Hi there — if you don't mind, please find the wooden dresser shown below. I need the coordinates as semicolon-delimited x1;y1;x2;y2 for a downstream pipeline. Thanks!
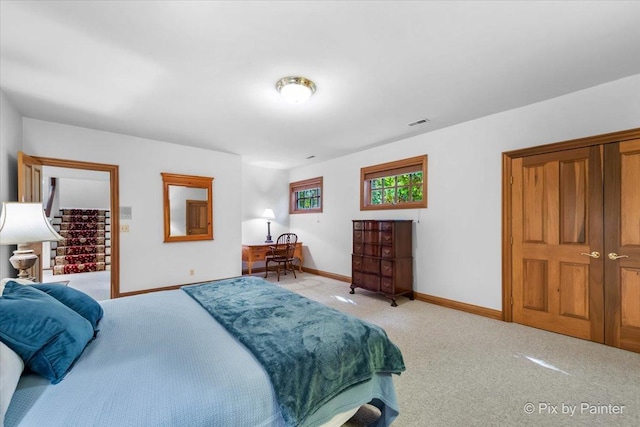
351;220;414;306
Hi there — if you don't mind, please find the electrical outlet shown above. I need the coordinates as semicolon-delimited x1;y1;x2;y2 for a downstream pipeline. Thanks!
120;224;130;232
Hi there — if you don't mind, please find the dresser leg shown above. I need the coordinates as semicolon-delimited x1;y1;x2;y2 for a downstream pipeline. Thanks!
390;299;397;307
350;286;355;294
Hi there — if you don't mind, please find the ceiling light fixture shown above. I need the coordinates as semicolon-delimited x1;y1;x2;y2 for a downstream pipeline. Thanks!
276;76;316;104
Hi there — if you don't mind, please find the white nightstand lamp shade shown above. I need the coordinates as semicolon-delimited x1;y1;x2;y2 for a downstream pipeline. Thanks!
0;202;63;279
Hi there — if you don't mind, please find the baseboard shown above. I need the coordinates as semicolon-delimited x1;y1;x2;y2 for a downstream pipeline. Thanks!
241;266;350;283
301;267;351;283
414;292;503;321
118;284;182;297
118;277;236;298
242;267;266;275
302;268;502;320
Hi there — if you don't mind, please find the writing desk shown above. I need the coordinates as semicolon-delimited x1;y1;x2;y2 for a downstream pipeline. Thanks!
242;242;303;275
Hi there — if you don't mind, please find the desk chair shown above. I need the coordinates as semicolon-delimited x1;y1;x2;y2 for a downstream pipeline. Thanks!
265;233;298;281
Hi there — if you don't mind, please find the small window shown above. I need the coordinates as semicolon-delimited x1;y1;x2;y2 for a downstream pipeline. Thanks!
361;155;427;210
290;177;323;214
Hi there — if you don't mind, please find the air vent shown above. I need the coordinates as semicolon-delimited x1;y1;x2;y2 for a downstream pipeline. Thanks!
408;118;430;127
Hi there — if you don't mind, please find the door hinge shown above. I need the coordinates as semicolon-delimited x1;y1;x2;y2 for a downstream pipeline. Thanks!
510;236;513;245
510;176;513;184
510;296;513;305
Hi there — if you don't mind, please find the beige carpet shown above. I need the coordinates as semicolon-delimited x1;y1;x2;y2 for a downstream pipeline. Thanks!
263;272;640;427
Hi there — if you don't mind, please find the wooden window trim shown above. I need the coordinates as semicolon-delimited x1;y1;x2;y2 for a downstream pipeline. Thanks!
360;155;428;210
290;176;323;214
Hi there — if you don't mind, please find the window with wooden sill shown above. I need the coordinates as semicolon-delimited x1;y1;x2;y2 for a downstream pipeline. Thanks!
360;155;427;210
290;177;323;214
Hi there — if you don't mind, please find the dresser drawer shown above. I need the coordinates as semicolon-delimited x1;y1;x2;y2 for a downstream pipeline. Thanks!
364;231;379;244
380;221;394;231
381;260;394;277
381;231;393;245
362;256;380;274
381;276;394;293
353;272;381;292
362;273;380;292
381;246;394;258
352;255;363;271
353;221;364;230
353;243;363;255
353;230;363;242
352;271;363;285
363;221;379;231
252;248;268;261
364;244;380;257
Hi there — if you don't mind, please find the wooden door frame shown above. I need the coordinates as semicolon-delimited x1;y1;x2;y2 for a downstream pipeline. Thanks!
23;154;120;299
502;127;640;322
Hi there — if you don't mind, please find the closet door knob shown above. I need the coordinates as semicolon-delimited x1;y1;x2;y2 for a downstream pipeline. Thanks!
608;253;629;260
580;251;600;259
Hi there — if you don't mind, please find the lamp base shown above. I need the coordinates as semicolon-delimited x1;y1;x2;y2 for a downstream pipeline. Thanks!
265;221;273;243
9;249;38;279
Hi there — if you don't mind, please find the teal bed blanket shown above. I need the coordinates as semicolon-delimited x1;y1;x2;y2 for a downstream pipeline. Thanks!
182;276;405;427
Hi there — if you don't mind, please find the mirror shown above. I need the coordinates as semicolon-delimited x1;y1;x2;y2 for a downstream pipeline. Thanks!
161;173;213;242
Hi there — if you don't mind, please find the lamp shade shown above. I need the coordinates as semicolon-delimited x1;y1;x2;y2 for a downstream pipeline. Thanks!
262;209;276;220
0;202;63;245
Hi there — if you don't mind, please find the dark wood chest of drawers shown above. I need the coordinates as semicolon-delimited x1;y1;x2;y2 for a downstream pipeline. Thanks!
350;220;414;306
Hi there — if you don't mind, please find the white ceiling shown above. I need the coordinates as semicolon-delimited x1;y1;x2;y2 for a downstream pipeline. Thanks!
2;1;640;170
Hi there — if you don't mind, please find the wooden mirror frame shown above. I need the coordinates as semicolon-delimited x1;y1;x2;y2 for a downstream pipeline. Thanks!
161;172;213;242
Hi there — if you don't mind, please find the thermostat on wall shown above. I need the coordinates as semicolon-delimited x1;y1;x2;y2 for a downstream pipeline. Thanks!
120;206;132;220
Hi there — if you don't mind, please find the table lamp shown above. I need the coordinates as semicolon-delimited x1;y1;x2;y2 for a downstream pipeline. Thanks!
0;202;63;279
262;208;275;243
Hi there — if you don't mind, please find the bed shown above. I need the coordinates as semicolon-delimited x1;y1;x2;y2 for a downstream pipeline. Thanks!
0;276;405;427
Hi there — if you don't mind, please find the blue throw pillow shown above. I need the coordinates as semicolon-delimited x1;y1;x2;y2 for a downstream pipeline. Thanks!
0;281;94;384
32;283;103;332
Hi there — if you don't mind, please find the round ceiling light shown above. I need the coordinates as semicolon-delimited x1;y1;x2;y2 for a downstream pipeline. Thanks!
276;76;316;104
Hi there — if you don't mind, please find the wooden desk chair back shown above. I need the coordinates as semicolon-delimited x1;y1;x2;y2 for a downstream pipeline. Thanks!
265;233;298;281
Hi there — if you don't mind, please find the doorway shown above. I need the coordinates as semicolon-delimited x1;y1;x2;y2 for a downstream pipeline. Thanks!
502;128;640;353
18;152;120;299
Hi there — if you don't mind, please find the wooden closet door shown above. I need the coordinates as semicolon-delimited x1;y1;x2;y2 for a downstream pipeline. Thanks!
604;139;640;352
512;146;605;342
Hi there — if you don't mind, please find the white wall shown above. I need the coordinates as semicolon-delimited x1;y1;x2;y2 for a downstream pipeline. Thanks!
43;167;110;215
0;90;23;278
58;178;110;210
240;163;290;271
241;163;290;243
288;74;640;311
22;119;243;293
